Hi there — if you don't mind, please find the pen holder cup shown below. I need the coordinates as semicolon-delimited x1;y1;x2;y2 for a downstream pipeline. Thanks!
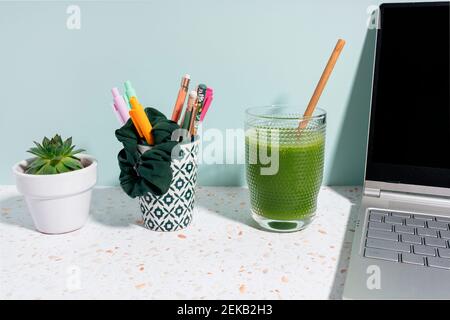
137;137;200;232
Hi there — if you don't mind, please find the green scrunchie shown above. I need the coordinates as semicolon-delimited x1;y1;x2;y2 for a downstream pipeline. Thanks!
115;107;180;198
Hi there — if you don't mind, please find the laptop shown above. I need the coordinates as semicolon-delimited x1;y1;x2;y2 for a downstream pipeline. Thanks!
343;2;450;299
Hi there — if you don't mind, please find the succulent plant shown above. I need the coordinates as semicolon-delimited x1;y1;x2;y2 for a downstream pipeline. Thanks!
26;134;85;175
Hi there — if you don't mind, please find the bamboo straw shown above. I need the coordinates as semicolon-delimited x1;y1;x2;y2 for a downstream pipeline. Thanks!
299;39;346;130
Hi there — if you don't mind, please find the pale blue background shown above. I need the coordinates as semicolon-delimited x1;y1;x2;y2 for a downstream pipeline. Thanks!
0;0;433;186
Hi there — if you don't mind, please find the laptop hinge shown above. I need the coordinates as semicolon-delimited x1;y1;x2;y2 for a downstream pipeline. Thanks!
364;187;381;198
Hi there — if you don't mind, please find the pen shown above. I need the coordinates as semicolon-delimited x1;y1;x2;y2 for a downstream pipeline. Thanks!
129;108;144;138
189;98;198;136
171;74;190;123
111;103;125;125
129;96;154;145
200;87;213;122
124;80;137;109
111;87;130;124
181;90;197;131
192;84;207;135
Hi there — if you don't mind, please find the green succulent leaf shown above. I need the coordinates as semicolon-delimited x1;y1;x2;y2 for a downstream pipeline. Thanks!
40;164;58;175
63;137;72;148
25;134;86;175
62;157;83;170
53;134;63;145
27;147;48;159
42;137;50;148
27;158;48;169
70;149;86;156
55;161;71;173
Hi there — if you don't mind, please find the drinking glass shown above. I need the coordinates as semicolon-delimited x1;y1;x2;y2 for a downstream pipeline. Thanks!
245;105;326;232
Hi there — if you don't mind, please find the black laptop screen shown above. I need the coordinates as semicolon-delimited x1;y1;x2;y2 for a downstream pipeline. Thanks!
366;2;450;188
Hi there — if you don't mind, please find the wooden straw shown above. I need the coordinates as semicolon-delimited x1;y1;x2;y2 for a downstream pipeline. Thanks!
299;39;346;130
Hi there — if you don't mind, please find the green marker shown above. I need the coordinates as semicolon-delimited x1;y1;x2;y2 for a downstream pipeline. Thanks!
181;90;198;131
181;110;192;130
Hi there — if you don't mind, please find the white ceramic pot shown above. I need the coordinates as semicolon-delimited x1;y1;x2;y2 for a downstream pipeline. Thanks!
12;155;97;234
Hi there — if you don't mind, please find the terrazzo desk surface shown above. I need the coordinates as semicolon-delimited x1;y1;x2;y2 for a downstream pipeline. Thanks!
0;186;360;300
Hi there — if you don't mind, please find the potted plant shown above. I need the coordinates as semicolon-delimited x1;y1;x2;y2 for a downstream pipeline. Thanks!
12;134;97;234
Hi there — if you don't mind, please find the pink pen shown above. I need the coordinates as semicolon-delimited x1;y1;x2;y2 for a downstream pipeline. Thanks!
111;87;130;124
199;88;213;122
111;103;125;125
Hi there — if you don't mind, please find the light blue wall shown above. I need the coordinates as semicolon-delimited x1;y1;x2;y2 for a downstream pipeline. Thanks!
0;0;432;186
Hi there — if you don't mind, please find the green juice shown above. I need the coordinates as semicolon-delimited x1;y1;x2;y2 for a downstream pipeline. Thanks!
245;130;325;221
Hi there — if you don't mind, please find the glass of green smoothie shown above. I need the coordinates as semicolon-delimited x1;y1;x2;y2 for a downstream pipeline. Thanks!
245;105;326;232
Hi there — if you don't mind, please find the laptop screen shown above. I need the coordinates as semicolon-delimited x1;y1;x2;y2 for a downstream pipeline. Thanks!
366;2;450;189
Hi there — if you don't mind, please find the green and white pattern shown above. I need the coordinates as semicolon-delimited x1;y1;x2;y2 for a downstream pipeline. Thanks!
139;140;199;232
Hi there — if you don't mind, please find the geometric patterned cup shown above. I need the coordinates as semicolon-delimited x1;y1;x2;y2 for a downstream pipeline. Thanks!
138;138;199;232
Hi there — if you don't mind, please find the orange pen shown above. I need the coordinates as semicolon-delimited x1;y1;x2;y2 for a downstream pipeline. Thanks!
129;109;144;137
171;74;190;123
129;96;154;145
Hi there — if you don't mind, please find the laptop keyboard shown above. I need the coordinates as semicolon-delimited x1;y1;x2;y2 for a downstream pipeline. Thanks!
363;209;450;270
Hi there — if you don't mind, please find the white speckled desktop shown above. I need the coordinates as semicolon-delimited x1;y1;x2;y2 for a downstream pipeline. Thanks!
0;186;359;299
